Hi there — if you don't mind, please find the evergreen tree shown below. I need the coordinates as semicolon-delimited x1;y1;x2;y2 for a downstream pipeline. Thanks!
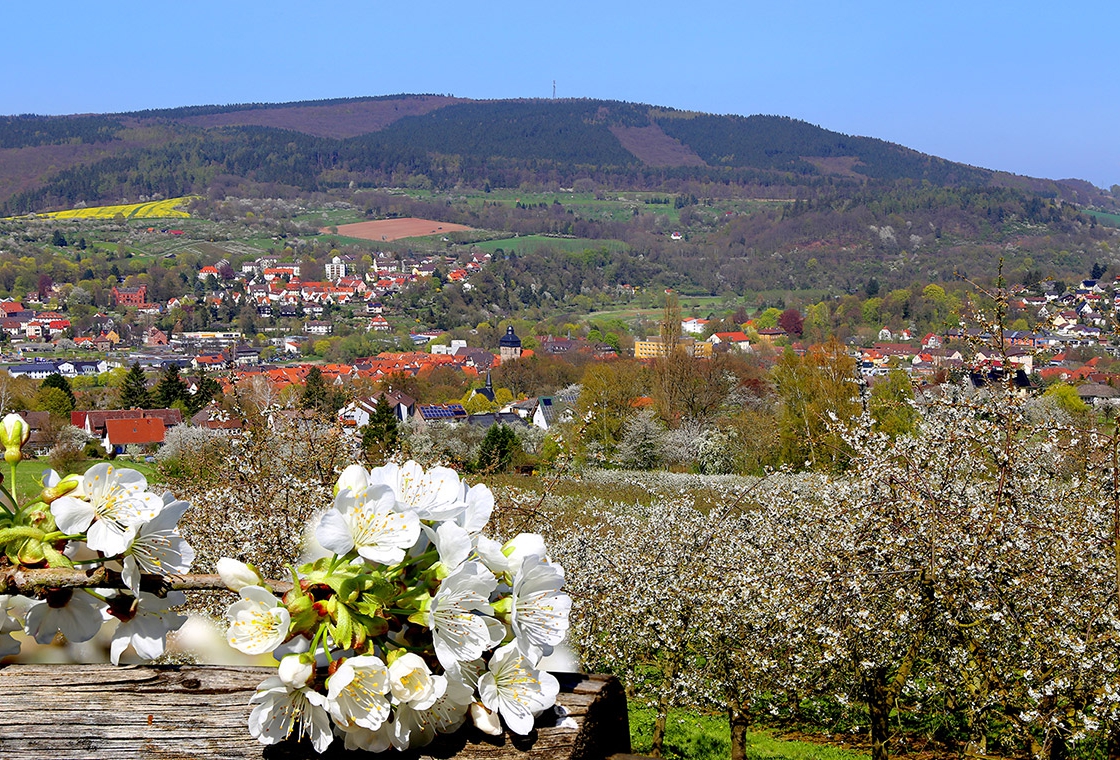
154;364;189;409
301;366;328;413
118;362;152;409
186;366;222;415
300;366;344;416
476;424;519;473
360;397;400;465
40;373;75;410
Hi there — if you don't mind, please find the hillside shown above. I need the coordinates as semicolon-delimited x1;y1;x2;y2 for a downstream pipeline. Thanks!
2;95;1115;216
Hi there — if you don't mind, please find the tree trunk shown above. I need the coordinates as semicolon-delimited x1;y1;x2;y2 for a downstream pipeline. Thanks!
1107;724;1120;760
864;669;892;760
650;685;670;758
728;698;750;760
650;656;680;758
1048;732;1069;760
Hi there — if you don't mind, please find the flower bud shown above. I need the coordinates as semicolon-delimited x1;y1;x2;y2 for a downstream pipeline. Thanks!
15;538;45;566
333;464;369;497
277;653;315;689
40;474;81;504
0;413;29;465
217;557;265;592
471;703;503;736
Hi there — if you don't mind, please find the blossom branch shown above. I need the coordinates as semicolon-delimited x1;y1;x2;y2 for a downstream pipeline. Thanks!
0;567;293;597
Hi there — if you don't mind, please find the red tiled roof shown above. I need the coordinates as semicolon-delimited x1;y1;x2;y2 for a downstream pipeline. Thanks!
105;417;166;445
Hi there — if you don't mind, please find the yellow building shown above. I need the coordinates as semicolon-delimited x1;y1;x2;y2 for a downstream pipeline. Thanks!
633;337;712;359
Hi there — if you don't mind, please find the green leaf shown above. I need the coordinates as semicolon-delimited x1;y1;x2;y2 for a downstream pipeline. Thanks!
332;601;354;649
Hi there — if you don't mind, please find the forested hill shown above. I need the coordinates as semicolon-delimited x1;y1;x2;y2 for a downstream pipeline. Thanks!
0;96;1113;214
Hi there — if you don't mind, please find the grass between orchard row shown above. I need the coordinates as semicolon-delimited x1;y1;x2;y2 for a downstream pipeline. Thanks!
629;705;870;760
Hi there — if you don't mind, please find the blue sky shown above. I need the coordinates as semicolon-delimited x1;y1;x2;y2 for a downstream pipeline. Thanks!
5;1;1117;188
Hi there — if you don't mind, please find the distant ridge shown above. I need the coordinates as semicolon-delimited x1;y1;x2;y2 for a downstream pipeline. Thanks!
162;95;469;140
0;95;1113;214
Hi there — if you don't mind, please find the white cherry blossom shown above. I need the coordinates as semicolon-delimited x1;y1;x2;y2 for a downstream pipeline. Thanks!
105;591;187;665
248;675;333;753
120;499;195;595
337;720;392;753
390;677;473;750
216;557;265;592
51;463;163;555
326;655;391;730
333;463;370;496
477;532;548;579
316;483;419;565
478;642;560;735
387;652;441;709
226;585;290;655
428;561;504;670
24;588;107;645
510;555;571;663
369;461;467;521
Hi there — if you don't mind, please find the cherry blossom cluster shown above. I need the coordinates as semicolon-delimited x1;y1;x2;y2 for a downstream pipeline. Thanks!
0;413;194;664
221;460;571;753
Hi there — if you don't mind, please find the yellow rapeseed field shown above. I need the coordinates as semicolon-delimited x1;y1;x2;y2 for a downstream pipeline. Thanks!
38;196;198;220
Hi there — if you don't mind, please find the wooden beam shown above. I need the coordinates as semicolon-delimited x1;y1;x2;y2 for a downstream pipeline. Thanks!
0;665;632;759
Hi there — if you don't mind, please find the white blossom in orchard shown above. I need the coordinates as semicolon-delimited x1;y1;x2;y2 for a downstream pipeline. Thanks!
120;499;195;595
248;674;333;753
0;448;203;729
511;555;571;663
316;483;420;565
428;561;505;669
105;591;187;665
226;585;290;655
51;462;163;555
458;481;495;535
471;702;503;736
326;655;392;730
478;642;560;735
23;588;107;645
422;481;496;572
370;461;467;521
422;521;473;571
216;557;265;592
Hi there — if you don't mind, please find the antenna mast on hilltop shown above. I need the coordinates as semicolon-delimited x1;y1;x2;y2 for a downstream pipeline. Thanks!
553;80;556;99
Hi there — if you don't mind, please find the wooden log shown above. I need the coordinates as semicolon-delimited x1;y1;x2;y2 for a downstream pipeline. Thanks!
0;665;632;759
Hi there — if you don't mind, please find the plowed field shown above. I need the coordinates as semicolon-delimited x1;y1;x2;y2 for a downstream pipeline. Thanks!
329;218;472;241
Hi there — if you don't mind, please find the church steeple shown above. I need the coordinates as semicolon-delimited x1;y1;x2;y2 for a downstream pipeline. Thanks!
499;325;522;361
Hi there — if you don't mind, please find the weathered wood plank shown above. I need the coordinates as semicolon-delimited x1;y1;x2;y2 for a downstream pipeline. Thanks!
0;665;631;759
